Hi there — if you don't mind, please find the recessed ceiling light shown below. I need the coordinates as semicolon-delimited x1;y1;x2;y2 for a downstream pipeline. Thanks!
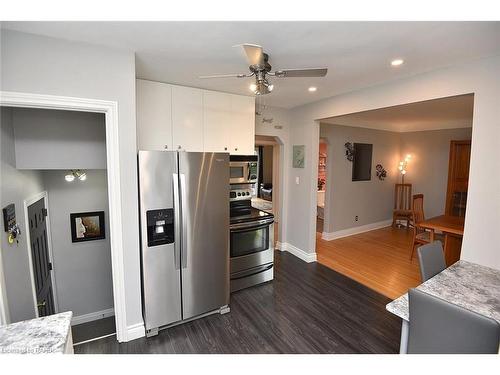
391;59;404;66
308;87;317;92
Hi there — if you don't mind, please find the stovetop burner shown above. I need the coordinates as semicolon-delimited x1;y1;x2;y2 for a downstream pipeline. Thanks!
230;200;274;225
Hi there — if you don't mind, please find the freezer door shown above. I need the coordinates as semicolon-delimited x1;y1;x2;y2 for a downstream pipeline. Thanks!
138;150;182;330
178;152;230;319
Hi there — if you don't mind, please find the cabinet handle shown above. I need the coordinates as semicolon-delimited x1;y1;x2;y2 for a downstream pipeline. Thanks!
224;147;227;151
164;145;168;149
178;145;182;150
234;148;238;151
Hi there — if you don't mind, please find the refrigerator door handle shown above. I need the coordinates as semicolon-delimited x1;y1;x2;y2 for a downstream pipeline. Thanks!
180;173;188;269
173;173;181;270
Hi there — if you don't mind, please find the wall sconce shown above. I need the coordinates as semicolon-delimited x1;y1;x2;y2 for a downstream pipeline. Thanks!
398;154;411;183
65;170;87;182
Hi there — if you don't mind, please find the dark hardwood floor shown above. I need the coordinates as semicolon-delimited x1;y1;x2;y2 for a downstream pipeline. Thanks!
75;251;401;354
72;316;116;345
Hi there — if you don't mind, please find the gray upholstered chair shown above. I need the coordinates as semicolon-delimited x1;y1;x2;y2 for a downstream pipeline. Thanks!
417;241;446;282
408;288;500;354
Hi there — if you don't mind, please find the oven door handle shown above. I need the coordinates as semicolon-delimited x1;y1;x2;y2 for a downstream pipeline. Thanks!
230;263;273;281
230;218;274;231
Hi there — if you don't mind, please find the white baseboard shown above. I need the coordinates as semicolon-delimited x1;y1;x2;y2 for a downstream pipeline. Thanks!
321;219;393;241
125;322;145;342
279;242;317;263
71;307;115;326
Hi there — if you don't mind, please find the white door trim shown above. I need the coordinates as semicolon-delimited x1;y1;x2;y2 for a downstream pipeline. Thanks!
0;91;129;342
23;191;60;317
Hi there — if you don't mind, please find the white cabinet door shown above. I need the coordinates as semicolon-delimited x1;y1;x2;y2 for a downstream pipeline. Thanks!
136;79;173;151
172;85;204;152
203;90;232;153
230;94;255;155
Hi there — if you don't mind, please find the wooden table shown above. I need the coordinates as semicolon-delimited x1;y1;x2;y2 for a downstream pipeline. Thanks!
386;260;500;353
419;215;464;266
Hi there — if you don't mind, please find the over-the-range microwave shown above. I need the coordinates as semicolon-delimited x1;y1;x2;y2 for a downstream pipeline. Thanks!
229;155;258;184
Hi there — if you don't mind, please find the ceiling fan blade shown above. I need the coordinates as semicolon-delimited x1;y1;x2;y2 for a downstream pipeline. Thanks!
274;68;328;78
236;44;264;66
199;73;249;79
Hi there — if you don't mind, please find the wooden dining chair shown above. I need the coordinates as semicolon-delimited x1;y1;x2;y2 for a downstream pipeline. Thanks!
392;183;413;228
409;194;444;260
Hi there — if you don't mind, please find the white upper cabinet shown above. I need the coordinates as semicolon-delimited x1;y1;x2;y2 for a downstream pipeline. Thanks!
136;79;173;151
136;79;255;155
230;94;255;155
203;90;232;153
172;85;204;152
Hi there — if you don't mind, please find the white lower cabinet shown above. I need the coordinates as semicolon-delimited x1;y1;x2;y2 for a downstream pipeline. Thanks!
136;79;255;154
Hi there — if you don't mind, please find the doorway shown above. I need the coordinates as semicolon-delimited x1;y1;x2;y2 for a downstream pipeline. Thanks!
314;94;474;299
0;91;129;343
316;138;328;234
254;135;283;246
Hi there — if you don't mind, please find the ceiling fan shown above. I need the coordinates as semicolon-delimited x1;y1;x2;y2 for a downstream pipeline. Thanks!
199;44;328;95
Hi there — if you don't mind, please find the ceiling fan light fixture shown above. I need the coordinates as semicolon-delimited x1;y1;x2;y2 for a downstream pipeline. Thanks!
391;59;404;66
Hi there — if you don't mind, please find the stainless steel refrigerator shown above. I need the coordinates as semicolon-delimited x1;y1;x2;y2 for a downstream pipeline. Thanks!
138;151;230;337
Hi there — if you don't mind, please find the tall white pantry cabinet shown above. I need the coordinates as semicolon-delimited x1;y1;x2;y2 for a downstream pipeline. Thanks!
136;79;255;155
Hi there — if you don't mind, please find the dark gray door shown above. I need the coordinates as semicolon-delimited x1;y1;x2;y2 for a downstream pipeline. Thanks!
28;197;55;317
179;152;230;319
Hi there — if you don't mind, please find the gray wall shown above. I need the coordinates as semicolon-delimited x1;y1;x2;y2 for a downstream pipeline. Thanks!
1;30;143;328
0;107;45;322
400;127;472;218
13;108;106;170
320;124;400;233
42;170;113;318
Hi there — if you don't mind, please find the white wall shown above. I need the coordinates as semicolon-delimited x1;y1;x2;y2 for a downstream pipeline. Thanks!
286;55;500;270
320;124;400;233
13;108;106;170
0;107;45;322
400;127;472;218
1;30;143;330
42;170;113;319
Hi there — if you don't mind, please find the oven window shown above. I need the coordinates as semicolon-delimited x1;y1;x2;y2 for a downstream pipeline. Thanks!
230;166;244;179
231;225;269;258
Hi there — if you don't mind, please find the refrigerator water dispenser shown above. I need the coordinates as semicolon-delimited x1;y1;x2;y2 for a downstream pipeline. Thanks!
146;208;174;246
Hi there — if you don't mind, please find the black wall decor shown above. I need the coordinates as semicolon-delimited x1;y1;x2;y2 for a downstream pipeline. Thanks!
375;164;388;180
345;142;355;162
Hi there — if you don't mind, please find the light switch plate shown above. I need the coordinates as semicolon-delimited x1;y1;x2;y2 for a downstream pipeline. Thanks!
295;176;300;185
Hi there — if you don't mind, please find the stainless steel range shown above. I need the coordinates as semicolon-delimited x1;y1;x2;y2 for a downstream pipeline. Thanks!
229;156;274;292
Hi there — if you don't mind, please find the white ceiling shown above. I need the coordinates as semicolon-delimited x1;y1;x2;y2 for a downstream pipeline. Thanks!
321;94;474;132
2;22;500;108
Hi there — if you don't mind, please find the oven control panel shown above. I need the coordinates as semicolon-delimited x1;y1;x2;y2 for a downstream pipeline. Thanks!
229;188;252;202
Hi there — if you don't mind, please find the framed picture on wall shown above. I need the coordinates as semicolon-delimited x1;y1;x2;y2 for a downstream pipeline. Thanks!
70;211;105;242
293;145;305;168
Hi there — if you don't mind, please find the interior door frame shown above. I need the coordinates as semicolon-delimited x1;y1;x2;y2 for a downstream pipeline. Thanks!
0;91;129;341
24;191;59;317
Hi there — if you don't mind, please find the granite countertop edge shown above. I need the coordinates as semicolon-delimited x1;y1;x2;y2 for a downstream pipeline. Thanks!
0;311;73;354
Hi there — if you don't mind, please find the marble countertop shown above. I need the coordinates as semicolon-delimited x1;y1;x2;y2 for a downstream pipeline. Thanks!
0;311;72;354
386;260;500;322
